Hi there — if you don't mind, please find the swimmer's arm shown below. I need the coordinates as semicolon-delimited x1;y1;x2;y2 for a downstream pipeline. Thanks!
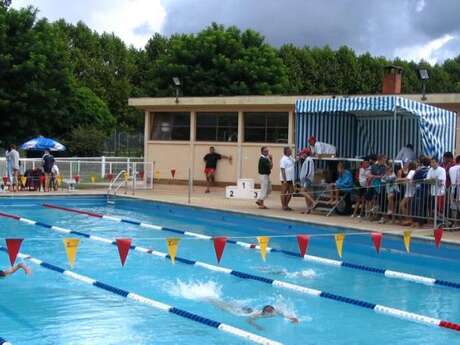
278;311;299;323
247;314;263;331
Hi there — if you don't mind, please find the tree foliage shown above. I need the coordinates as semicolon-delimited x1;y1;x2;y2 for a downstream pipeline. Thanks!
1;4;460;150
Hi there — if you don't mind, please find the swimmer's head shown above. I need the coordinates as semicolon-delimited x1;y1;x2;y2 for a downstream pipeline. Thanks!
262;305;276;315
242;307;253;314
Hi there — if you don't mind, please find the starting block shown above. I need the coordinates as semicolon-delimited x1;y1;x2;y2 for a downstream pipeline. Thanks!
226;179;260;200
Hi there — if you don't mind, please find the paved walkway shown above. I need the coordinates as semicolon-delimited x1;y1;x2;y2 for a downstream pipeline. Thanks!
2;185;459;244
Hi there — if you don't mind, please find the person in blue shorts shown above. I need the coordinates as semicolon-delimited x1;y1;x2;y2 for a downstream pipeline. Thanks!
0;263;31;278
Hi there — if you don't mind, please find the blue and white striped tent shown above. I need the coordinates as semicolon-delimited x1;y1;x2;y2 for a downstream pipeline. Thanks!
295;95;457;159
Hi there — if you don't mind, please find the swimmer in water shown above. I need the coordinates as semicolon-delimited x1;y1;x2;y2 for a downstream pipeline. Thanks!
0;263;31;278
248;305;299;331
209;299;298;330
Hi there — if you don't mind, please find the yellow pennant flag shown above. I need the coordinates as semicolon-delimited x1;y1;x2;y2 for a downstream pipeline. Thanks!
56;175;63;187
20;176;27;187
155;170;161;180
166;238;180;264
123;172;129;182
90;175;96;183
63;238;80;269
335;233;345;258
257;236;270;261
403;230;412;253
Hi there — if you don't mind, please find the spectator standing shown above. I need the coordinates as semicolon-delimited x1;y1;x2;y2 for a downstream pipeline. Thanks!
51;163;60;191
381;164;399;223
412;157;432;227
399;161;417;226
367;155;386;219
441;152;455;188
256;146;272;209
395;144;417;163
426;158;446;218
352;159;370;218
298;148;316;213
42;149;55;192
280;147;295;211
203;146;232;193
6;144;20;192
449;155;460;222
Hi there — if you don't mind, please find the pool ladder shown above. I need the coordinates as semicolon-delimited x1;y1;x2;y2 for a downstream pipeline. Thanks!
106;170;128;204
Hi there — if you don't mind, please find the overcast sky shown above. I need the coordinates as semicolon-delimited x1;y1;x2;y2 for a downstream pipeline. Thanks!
12;0;460;64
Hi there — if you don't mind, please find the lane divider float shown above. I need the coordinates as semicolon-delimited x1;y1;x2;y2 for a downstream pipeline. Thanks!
41;205;460;290
0;338;11;345
0;247;281;345
3;211;460;333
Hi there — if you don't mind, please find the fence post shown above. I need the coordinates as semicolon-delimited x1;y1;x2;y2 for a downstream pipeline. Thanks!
127;158;130;176
434;177;438;228
69;161;73;180
188;167;192;204
101;156;106;178
132;162;136;196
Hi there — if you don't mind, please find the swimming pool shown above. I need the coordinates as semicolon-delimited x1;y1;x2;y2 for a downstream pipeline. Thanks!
0;195;459;345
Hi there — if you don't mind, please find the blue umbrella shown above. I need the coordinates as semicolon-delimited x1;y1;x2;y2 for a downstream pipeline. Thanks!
20;136;66;151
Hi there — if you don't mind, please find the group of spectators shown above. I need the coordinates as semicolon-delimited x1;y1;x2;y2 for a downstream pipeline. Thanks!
3;145;59;192
255;139;457;227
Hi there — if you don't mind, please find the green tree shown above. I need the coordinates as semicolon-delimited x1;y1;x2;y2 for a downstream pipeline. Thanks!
142;23;289;96
65;125;107;156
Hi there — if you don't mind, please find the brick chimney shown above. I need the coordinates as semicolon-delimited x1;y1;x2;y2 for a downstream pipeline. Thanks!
382;65;403;94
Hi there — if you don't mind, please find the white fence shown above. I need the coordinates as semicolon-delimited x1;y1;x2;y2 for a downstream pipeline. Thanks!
0;156;153;191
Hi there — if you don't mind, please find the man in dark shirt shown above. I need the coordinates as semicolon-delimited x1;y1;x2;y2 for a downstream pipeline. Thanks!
256;146;273;209
42;149;55;192
203;146;231;193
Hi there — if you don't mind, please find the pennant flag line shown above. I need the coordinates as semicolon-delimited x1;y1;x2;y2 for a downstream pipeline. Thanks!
213;237;227;264
5;239;23;266
171;169;176;178
116;238;132;267
257;236;270;261
63;238;80;269
403;231;412;253
335;233;345;258
371;232;383;254
167;238;180;264
434;228;443;248
296;235;310;257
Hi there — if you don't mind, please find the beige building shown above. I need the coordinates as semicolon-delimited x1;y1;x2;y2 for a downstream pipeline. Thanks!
129;93;460;186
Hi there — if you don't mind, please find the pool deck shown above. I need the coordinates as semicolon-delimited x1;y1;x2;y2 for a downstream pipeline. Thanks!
2;185;460;244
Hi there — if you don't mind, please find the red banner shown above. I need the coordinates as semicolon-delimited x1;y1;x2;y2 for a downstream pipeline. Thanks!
371;232;383;254
213;237;227;264
116;238;132;267
6;239;23;266
434;228;443;248
296;235;310;257
170;169;176;178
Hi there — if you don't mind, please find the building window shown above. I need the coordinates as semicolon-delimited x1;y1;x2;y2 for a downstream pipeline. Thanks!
150;112;190;141
196;112;238;142
244;112;288;143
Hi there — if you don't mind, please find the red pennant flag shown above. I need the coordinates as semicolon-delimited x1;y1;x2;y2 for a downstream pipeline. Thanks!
6;239;23;266
434;228;443;248
2;176;8;184
171;169;176;178
371;232;383;254
107;173;113;182
296;235;310;257
74;175;80;183
116;238;132;267
213;237;227;264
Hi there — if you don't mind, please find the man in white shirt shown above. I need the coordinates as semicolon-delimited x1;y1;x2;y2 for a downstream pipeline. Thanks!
280;147;295;211
426;157;446;215
308;136;336;156
6;144;20;192
298;148;316;213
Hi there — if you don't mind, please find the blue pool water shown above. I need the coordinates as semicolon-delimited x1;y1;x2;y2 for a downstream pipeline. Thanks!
0;195;460;345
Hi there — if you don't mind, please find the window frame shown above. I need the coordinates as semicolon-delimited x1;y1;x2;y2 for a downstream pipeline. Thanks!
243;112;289;143
195;112;238;142
150;112;191;141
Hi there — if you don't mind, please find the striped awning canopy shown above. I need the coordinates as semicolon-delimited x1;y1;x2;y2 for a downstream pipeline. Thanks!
295;96;456;159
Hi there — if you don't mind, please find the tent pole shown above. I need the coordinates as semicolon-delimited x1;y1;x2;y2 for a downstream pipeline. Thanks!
393;98;397;162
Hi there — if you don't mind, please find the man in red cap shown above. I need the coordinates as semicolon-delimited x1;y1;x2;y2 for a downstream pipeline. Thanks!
308;136;336;157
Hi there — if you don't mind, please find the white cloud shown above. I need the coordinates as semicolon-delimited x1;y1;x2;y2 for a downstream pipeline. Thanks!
89;0;166;48
394;34;455;64
12;0;166;48
415;0;426;12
